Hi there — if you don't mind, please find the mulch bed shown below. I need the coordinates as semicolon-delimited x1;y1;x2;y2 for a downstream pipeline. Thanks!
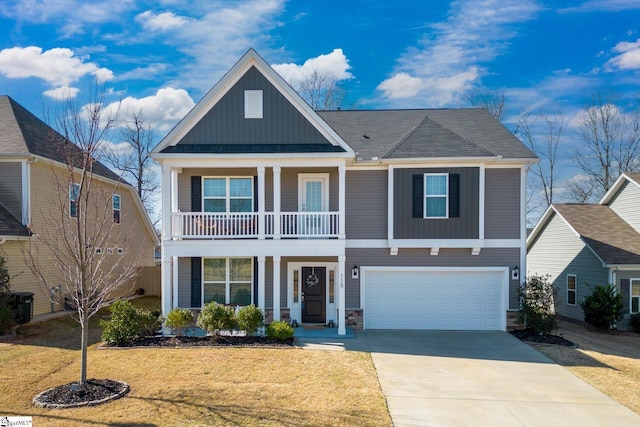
33;378;129;409
510;329;576;347
101;335;295;348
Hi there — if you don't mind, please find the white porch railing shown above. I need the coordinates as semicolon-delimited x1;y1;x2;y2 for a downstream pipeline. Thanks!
171;212;339;239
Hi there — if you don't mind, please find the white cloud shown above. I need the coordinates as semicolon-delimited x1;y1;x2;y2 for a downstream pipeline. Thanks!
42;85;80;100
104;87;196;132
135;11;191;31
0;46;113;97
272;49;353;86
558;0;640;13
376;0;540;107
606;38;640;70
117;63;168;81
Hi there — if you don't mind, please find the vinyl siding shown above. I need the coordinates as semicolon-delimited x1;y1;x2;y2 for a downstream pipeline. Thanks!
5;161;155;316
177;257;191;308
527;213;609;321
176;66;332;147
484;168;520;239
346;247;520;309
280;167;338;212
616;270;640;330
177;168;257;212
345;170;387;239
394;167;479;239
0;161;22;220
608;181;640;233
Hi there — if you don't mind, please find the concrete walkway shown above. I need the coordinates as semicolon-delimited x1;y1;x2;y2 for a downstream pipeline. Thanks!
298;330;640;426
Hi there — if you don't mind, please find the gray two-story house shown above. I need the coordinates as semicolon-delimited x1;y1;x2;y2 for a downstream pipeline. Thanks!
151;49;537;335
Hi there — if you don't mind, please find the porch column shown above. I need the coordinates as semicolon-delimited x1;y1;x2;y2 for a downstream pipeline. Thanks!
258;256;266;311
161;164;172;240
273;166;281;239
338;163;346;239
273;255;281;321
171;168;180;214
172;257;179;310
161;253;172;317
338;256;346;335
257;166;265;239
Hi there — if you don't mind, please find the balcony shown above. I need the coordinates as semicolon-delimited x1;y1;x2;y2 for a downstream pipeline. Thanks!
171;212;341;239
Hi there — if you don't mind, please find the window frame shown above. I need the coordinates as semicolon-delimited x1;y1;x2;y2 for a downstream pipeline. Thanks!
69;183;80;218
202;257;253;306
631;279;640;314
112;194;121;224
423;173;449;219
567;274;577;306
244;90;263;119
202;177;253;213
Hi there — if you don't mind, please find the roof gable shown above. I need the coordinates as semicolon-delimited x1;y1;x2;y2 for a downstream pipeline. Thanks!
600;172;640;205
153;49;352;155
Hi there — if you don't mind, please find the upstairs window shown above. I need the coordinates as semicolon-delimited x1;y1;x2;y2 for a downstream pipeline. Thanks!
567;275;576;306
203;177;253;212
113;194;121;224
69;183;80;218
244;90;263;119
424;173;448;218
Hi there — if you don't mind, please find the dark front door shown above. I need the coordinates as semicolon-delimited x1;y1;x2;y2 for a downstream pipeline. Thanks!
302;266;326;323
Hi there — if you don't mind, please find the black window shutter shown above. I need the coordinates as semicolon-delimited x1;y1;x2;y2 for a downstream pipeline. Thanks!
412;174;424;218
449;174;460;218
253;176;258;212
621;279;630;312
191;257;202;308
191;176;202;212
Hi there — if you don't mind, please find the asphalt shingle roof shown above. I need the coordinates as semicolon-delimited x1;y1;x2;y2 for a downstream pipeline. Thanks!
318;108;536;161
554;203;640;265
624;172;640;186
0;95;122;182
0;204;29;237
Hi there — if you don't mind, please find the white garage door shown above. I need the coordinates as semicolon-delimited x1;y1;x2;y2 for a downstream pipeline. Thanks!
363;268;506;330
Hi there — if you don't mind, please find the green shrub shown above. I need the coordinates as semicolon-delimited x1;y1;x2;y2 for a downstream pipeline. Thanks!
0;252;15;334
196;301;236;335
630;313;640;333
517;274;557;334
165;308;194;336
236;305;264;335
266;320;294;341
100;300;161;344
581;284;624;330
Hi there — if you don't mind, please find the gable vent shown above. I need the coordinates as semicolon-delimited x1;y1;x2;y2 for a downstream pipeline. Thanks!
244;90;263;119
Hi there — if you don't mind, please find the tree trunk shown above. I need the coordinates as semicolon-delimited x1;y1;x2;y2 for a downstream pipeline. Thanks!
80;316;89;384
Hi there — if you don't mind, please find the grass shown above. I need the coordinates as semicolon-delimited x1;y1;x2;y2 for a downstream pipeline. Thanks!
529;321;640;415
0;297;392;426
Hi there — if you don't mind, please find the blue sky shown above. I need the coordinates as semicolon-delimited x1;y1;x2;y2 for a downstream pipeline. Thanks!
2;0;640;211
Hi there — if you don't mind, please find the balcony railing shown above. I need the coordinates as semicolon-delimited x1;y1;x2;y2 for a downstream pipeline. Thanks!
171;212;340;239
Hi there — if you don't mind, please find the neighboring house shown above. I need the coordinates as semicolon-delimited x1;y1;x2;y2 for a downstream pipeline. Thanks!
527;172;640;329
0;95;159;317
151;49;537;335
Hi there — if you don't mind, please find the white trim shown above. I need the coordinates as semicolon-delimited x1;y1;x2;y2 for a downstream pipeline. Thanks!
338;255;346;335
163;239;345;258
112;194;121;224
21;159;30;226
273;255;281;321
202;257;253;306
202;176;253;213
298;173;330;212
631;278;640;314
360;266;509;331
423;173;449;218
172;256;179;310
258;256;266;311
338;164;346;240
161;254;172;316
156;157;347;169
388;238;522;248
346;165;388;171
567;274;577;306
600;173;640;205
387;166;394;241
286;261;339;327
273;166;281;239
244;90;263;119
520;166;527;284
257;166;265;239
479;165;485;240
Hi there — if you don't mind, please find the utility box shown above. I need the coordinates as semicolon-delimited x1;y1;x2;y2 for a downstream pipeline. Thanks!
11;292;34;324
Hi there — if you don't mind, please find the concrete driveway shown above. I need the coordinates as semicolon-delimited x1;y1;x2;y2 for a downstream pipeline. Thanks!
299;330;640;426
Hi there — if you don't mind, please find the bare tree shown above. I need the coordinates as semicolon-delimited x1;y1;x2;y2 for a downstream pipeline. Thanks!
465;90;505;121
516;112;565;207
104;110;158;216
565;176;598;203
24;87;141;384
290;69;345;110
573;92;640;198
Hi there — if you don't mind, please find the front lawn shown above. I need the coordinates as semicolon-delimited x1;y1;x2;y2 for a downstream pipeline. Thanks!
0;297;391;426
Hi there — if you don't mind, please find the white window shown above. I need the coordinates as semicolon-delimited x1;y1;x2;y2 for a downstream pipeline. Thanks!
69;183;80;218
424;173;448;218
203;177;253;212
112;194;121;224
203;258;253;306
631;279;640;313
244;90;263;119
567;275;577;306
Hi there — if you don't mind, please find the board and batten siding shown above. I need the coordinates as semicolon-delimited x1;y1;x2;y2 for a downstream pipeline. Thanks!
176;66;331;147
0;161;22;220
484;168;520;239
608;181;640;233
527;212;609;321
345;170;387;239
346;247;520;309
394;167;479;239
